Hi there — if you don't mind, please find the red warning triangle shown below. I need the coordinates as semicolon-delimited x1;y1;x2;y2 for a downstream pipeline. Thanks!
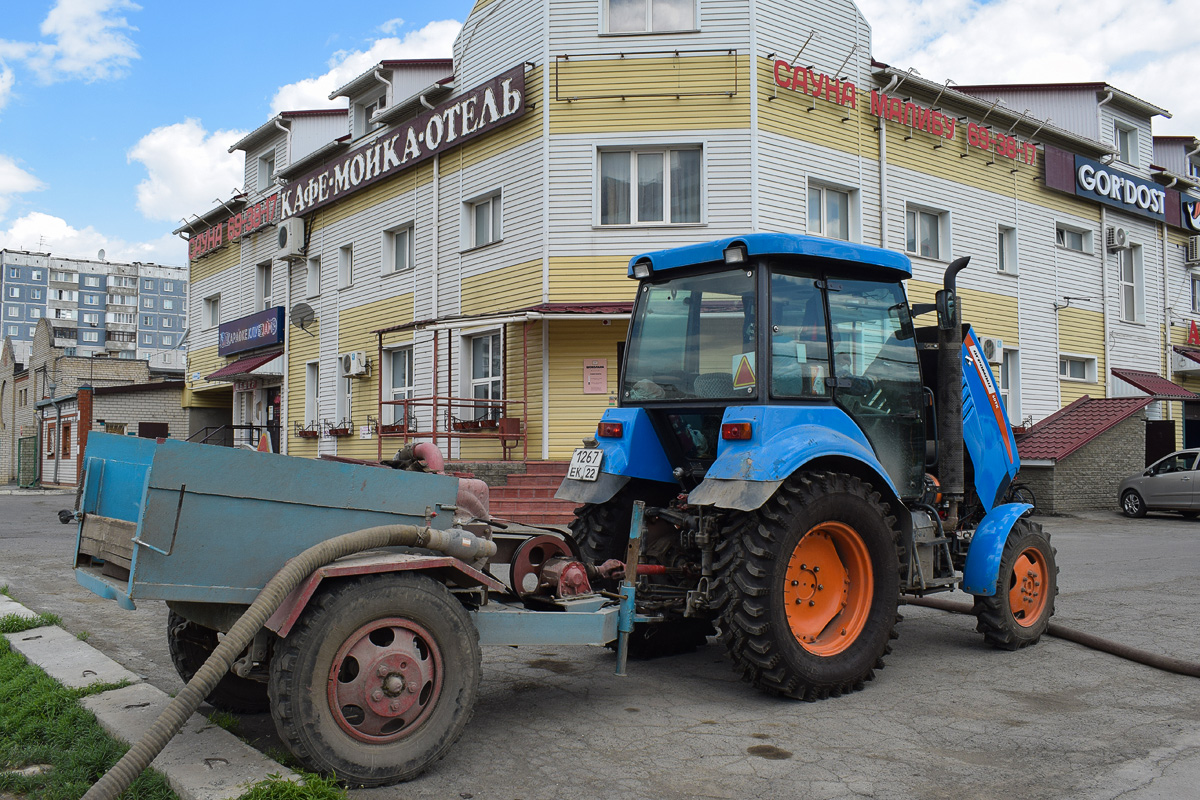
733;355;756;388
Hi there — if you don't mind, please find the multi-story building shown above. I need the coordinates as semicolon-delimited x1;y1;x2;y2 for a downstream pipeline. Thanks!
0;250;187;371
180;0;1200;488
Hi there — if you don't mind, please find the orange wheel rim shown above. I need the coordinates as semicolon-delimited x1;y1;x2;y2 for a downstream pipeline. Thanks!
1007;547;1049;627
782;521;873;656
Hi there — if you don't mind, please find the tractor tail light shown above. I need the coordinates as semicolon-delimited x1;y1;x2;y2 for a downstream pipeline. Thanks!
598;422;624;438
721;423;753;440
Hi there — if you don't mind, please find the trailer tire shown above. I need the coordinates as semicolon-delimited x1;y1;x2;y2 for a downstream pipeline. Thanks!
571;485;713;658
717;471;901;700
269;573;480;787
972;519;1058;650
167;612;270;714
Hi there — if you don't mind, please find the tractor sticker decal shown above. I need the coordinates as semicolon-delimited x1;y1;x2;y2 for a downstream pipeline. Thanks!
965;335;1013;462
732;353;757;389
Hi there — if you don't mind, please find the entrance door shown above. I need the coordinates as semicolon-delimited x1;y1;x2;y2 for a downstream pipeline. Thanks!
1185;402;1200;450
1146;419;1176;467
265;386;281;452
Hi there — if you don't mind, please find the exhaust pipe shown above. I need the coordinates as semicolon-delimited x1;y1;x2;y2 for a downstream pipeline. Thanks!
936;256;970;532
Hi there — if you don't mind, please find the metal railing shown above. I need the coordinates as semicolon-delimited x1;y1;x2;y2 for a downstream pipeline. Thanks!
188;424;277;449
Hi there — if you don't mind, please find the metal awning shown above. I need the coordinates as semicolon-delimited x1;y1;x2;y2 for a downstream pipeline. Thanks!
1111;368;1199;400
206;351;283;382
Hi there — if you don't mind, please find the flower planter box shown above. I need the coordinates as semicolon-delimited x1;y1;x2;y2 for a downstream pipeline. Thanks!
327;427;352;437
296;429;320;439
379;423;407;435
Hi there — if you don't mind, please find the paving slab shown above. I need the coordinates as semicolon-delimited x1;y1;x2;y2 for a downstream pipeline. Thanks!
4;623;142;689
82;683;297;800
0;594;39;620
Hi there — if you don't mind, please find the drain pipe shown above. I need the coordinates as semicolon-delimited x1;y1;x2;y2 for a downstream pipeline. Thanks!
82;524;497;800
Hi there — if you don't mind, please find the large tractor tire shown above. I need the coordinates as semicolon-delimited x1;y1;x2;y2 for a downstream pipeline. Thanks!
570;484;714;658
269;573;480;787
972;518;1058;650
167;611;270;714
717;471;901;700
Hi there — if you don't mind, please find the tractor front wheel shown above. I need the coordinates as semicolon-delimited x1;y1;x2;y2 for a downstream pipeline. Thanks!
718;471;901;700
268;573;480;786
972;518;1058;650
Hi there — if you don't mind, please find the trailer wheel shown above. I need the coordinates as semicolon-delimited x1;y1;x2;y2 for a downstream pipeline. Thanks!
972;519;1058;650
269;573;480;787
571;486;713;658
167;612;270;714
718;471;901;700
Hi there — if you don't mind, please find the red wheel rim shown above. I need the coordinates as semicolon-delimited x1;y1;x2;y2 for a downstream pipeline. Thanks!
326;618;443;743
1008;547;1049;628
782;521;873;656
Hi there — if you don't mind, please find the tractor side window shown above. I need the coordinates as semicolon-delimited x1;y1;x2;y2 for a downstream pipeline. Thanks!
769;272;829;398
623;270;757;401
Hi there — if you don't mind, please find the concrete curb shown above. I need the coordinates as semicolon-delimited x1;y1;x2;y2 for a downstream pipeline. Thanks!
2;596;294;800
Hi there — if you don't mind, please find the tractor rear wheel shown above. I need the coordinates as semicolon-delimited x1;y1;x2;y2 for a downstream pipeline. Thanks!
167;611;270;714
972;518;1058;650
718;471;901;700
571;485;713;658
269;573;480;786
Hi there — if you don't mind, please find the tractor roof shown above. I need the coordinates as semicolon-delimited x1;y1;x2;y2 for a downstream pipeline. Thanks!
627;234;912;280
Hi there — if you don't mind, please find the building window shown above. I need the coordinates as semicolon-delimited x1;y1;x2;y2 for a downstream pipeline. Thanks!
162;317;174;328
256;262;272;310
465;192;502;248
338;245;352;289
605;0;695;33
257;150;276;191
27;327;34;337
53;289;77;301
305;361;319;426
51;271;74;282
385;225;414;273
1119;245;1144;323
1059;354;1097;382
997;225;1017;274
306;256;320;298
107;330;135;343
807;183;851;241
163;281;174;292
335;371;351;424
203;294;220;328
45;425;55;458
385;346;414;425
1115;122;1138;167
61;423;71;459
8;268;17;278
162;335;173;347
1192;275;1200;313
6;306;18;318
7;287;18;298
469;332;502;420
83;276;101;287
83;294;99;306
142;315;153;326
1055;224;1089;252
29;308;41;319
81;330;99;343
6;325;16;337
143;279;154;290
106;312;133;324
142;333;154;345
82;313;99;325
30;289;41;300
30;270;40;280
599;148;701;226
355;93;386;138
163;299;175;310
905;206;947;259
54;309;73;320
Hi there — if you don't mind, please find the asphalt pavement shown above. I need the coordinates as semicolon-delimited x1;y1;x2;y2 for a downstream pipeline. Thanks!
2;490;1199;800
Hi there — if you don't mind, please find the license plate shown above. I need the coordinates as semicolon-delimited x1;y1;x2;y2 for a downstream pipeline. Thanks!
567;448;604;481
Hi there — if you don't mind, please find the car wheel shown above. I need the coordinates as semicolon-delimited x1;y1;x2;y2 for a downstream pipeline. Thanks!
1180;511;1199;520
1121;490;1147;518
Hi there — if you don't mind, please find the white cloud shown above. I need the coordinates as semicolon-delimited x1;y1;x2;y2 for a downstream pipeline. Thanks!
0;211;184;265
269;19;461;115
856;0;1200;136
0;154;45;219
378;18;405;35
5;0;140;85
127;119;248;224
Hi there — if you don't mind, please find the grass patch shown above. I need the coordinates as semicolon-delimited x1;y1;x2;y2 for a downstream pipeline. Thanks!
206;711;240;735
75;632;89;643
0;612;61;635
237;772;348;800
0;637;177;800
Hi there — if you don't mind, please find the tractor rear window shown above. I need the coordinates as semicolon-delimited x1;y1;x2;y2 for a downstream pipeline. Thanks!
623;270;757;401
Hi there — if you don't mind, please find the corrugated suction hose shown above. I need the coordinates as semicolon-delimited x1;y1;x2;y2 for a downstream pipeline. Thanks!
905;595;1200;678
82;524;497;800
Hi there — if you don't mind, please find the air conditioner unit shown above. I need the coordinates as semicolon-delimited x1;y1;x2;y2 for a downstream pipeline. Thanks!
277;217;306;259
339;351;369;377
1106;226;1130;251
979;336;1004;364
1187;236;1200;265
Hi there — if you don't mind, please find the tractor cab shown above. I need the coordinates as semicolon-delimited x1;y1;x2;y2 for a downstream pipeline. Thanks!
619;236;925;499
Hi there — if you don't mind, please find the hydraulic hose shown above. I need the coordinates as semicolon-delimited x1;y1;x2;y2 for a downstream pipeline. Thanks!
904;595;1200;679
82;524;497;800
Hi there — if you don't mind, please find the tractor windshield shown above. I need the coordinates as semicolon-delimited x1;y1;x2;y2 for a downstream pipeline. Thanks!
623;269;757;402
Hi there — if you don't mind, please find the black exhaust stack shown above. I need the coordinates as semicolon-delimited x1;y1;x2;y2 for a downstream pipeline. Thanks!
936;256;970;532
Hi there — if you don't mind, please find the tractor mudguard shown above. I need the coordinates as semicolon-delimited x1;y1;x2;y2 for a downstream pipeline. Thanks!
961;326;1020;510
961;502;1033;596
688;406;899;511
554;407;675;505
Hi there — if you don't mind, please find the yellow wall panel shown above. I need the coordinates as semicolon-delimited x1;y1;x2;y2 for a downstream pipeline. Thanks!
548;255;638;302
188;240;239;282
461;260;542;315
757;58;877;162
310;162;434;235
440;69;545;178
907;280;1019;345
286;313;322;457
184;344;228;396
1056;306;1105;407
546;320;627;459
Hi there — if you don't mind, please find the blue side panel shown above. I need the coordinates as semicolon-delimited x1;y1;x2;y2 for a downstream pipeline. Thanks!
961;326;1020;510
962;502;1032;595
79;433;157;522
593;407;676;484
703;405;900;497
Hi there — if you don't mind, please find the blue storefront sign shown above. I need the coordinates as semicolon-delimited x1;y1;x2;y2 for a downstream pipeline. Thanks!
218;306;285;356
1073;155;1167;222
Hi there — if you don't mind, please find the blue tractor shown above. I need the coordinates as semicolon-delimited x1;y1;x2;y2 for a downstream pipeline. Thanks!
558;233;1056;700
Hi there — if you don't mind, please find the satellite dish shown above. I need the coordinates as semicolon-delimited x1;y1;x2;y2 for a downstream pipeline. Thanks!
97;249;106;261
290;302;316;335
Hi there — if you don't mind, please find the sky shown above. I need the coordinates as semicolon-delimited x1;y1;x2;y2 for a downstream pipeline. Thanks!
0;0;1196;268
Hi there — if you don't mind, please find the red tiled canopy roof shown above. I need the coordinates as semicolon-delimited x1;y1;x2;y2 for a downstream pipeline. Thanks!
1111;368;1199;400
205;351;282;381
1016;395;1152;462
